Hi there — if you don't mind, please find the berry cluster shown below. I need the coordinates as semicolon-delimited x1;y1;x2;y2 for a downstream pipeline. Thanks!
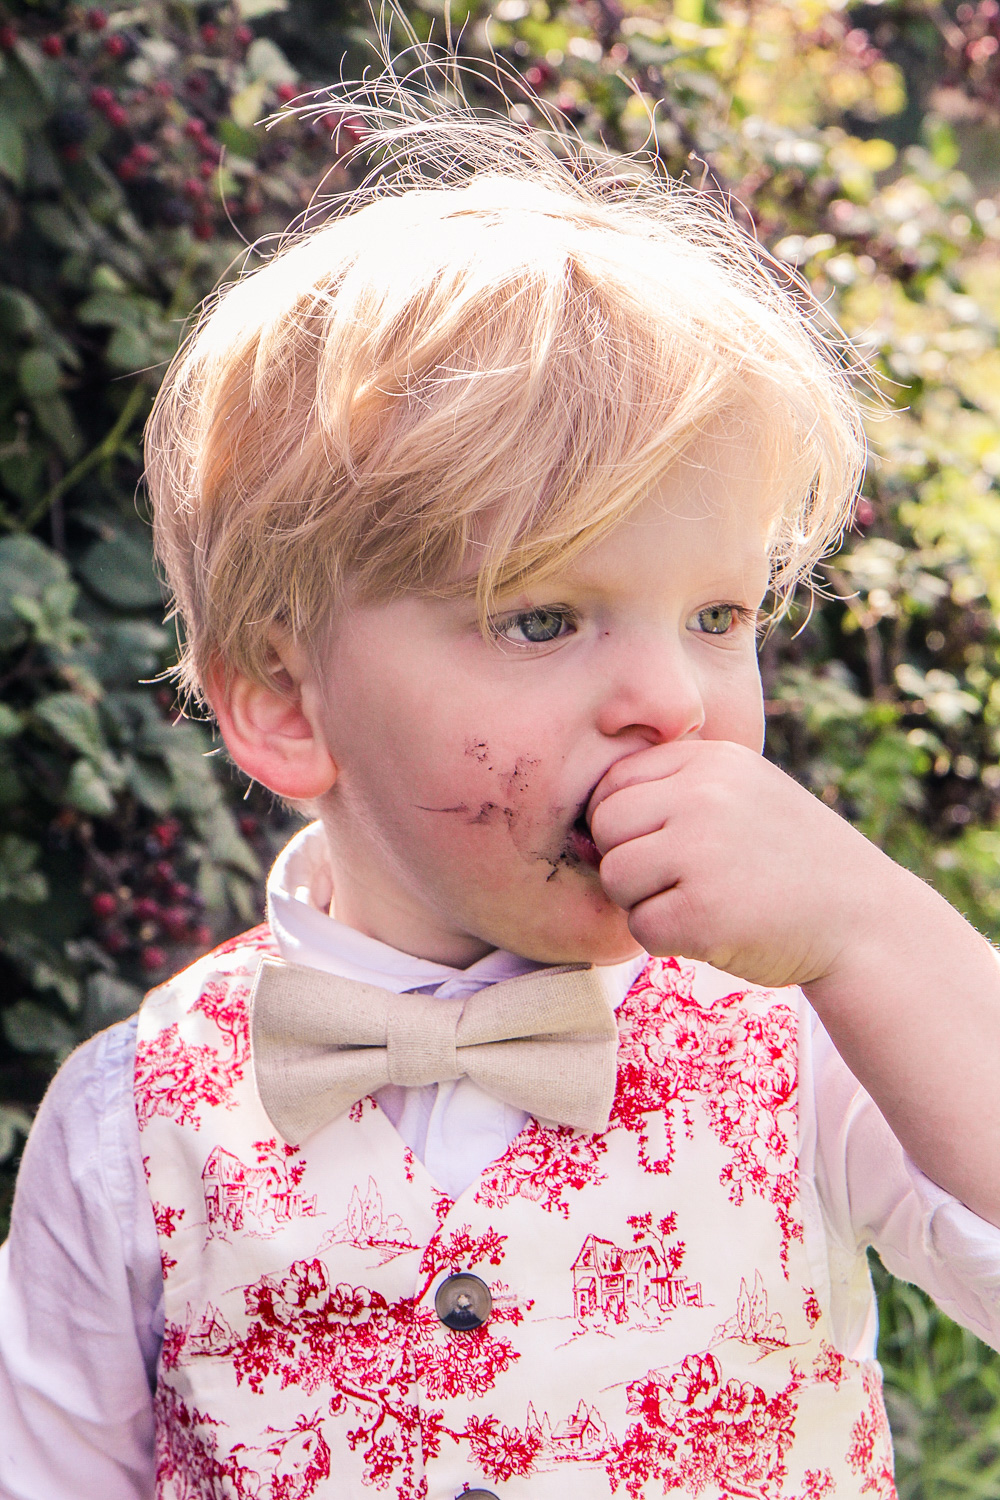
81;816;213;974
946;0;1000;109
0;1;330;241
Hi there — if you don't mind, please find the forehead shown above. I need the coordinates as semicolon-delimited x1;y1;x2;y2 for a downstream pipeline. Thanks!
536;432;778;599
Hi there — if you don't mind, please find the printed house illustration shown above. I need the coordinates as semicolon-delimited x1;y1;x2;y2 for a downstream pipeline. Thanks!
572;1233;702;1321
202;1145;317;1233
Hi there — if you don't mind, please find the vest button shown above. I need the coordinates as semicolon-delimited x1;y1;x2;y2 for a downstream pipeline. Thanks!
434;1272;493;1331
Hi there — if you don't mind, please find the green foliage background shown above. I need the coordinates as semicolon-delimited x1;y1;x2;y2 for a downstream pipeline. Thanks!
3;0;1000;1491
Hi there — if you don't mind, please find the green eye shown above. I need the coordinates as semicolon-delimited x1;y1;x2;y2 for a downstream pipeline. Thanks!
693;605;735;635
498;608;572;644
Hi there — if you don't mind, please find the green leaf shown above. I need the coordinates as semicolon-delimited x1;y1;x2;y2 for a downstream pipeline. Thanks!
0;54;50;129
0;704;21;739
0;834;47;903
17;347;60;398
0;287;42;337
127;757;175;814
10;580;87;652
0;111;25;187
219;115;263;157
237;0;289;16
2;999;76;1058
30;202;82;252
924;115;960;171
84;972;143;1033
78;531;163;610
106;322;153;372
65;756;116;815
0;535;70;651
0;1104;32;1164
77;289;144;329
245;37;297;85
29;392;83;461
34;693;105;760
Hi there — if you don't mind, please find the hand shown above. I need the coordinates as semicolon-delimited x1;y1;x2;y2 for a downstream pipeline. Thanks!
589;737;1000;1227
587;738;897;991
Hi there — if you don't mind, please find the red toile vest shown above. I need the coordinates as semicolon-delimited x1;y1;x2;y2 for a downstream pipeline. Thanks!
134;927;897;1500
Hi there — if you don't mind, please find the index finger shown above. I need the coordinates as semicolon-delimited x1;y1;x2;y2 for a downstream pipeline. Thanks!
586;740;697;829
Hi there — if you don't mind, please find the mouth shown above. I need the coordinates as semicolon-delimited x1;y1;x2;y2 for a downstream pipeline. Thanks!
567;804;601;869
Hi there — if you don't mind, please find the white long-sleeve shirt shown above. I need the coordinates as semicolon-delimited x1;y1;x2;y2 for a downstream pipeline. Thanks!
2;820;1000;1499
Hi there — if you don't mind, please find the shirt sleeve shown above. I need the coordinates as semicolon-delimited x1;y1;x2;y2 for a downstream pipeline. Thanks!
0;1016;162;1500
809;1007;1000;1355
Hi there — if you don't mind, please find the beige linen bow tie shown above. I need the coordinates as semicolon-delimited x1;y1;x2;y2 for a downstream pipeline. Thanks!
249;958;620;1144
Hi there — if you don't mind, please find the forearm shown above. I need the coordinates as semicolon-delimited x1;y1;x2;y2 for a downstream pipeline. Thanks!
803;859;1000;1228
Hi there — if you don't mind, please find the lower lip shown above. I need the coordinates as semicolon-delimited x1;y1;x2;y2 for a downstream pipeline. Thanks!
568;825;602;869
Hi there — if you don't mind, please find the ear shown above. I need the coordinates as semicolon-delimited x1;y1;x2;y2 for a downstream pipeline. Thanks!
206;636;337;801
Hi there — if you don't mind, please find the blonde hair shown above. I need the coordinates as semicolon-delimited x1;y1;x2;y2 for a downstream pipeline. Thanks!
146;73;866;700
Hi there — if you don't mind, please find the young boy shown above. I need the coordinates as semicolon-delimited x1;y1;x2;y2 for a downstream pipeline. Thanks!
3;107;1000;1500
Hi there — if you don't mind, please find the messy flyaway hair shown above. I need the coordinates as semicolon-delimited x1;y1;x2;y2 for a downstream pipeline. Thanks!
145;28;866;699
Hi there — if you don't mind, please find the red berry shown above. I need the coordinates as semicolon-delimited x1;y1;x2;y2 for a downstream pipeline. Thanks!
160;906;190;940
199;138;221;162
200;22;219;44
183;175;205;197
61;143;83;162
102;929;128;955
133;896;160;922
104;33;127;59
238;814;259;837
131;141;156;165
199;159;214;179
106;102;128;127
235;24;253;46
184;115;207;139
187;72;208;95
275;82;297;102
116;157;138;180
91;891;117;919
41;34;64;58
90;85;114;109
141;945;167;971
153;818;180;847
153;860;175;886
854;498;875;528
193;219;214;241
86;7;108;29
192;923;213;948
0;24;17;49
153;79;173;98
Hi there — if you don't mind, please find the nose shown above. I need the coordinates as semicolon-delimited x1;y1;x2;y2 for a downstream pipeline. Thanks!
594;629;706;746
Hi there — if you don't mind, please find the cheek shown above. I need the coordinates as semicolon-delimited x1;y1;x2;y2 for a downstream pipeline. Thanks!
705;664;765;750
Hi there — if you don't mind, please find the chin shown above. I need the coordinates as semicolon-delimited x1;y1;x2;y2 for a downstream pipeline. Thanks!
494;911;644;968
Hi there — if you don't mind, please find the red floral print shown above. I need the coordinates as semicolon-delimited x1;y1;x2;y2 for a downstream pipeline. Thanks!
609;1350;801;1500
475;1118;608;1218
135;975;253;1130
812;1340;849;1389
613;957;802;1268
167;1227;526;1497
847;1365;898;1496
154;1382;331;1500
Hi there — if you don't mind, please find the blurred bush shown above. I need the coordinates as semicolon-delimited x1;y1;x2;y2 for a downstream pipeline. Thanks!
3;0;1000;1491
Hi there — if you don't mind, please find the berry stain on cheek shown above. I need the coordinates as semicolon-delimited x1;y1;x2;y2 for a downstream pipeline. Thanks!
412;741;593;880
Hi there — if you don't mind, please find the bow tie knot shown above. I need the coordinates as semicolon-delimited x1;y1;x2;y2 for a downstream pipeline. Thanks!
386;993;463;1088
249;958;620;1143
